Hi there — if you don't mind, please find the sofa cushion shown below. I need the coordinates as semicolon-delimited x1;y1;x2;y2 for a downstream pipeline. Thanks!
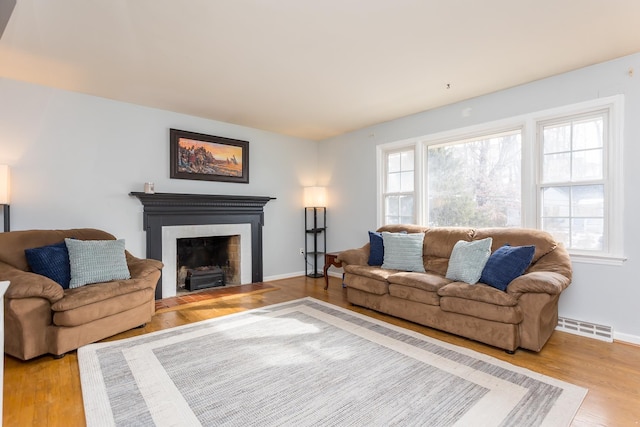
480;244;535;291
445;238;492;284
387;271;451;292
389;284;440;306
51;278;155;312
66;238;131;288
368;231;384;265
24;241;71;288
438;282;518;307
53;288;153;327
440;297;523;324
343;273;388;295
344;264;396;282
381;232;426;272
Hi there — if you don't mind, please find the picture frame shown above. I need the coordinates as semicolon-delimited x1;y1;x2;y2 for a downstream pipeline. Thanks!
169;128;249;183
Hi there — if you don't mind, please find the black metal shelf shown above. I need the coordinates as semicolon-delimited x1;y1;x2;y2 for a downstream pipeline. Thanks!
304;207;326;278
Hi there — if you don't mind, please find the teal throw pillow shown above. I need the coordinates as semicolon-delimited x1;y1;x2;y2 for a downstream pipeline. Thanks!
480;244;535;291
65;238;131;288
381;232;425;272
445;238;493;284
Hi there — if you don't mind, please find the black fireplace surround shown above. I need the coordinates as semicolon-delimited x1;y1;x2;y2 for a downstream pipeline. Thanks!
130;192;275;299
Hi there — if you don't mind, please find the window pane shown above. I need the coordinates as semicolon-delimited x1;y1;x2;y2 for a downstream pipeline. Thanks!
542;217;570;247
387;172;400;192
401;150;414;170
543;125;571;153
543;153;571;183
400;195;414;218
427;131;521;227
388;152;401;173
572;149;603;181
542;186;570;217
573;117;603;150
400;171;414;192
571;218;603;251
386;195;399;216
572;185;604;217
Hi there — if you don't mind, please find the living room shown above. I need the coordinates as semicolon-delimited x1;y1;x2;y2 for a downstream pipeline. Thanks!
1;1;640;426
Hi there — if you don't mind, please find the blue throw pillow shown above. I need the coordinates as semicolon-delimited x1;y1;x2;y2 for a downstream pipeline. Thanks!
368;231;384;265
480;244;536;291
25;241;71;289
65;238;131;288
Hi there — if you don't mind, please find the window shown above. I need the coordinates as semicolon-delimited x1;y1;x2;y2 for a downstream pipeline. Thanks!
539;112;606;252
377;96;624;263
383;149;415;224
427;129;522;227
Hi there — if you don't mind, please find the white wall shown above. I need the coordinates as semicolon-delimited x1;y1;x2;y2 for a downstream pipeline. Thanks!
0;78;318;279
320;53;640;343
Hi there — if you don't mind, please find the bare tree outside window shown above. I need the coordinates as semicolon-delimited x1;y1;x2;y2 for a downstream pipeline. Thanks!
427;131;522;227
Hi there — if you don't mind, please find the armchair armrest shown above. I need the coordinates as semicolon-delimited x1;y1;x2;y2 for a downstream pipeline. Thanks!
506;271;570;298
337;244;370;266
0;261;64;303
125;252;164;279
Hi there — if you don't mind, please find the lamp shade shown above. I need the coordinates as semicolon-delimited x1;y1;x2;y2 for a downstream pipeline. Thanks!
303;186;327;207
0;165;9;204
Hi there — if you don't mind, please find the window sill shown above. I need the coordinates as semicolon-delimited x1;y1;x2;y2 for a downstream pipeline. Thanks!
569;253;627;266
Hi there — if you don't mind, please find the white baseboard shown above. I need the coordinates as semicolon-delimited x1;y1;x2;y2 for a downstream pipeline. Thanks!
613;332;640;346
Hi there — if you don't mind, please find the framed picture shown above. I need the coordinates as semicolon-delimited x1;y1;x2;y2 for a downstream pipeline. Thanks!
170;129;249;183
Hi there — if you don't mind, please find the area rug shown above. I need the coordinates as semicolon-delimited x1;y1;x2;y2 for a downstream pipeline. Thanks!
78;297;587;427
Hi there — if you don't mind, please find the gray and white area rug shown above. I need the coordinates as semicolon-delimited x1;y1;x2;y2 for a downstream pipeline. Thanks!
78;297;587;427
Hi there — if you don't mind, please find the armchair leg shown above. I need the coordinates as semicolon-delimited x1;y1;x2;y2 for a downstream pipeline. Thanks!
52;353;66;359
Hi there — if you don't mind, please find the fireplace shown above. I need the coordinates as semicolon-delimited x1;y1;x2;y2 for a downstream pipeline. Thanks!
177;234;241;292
130;192;275;299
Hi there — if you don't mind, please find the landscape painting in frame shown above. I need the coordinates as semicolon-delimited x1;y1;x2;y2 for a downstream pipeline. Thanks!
170;129;249;183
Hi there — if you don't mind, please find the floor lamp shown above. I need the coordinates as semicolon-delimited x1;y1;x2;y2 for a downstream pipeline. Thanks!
0;165;10;232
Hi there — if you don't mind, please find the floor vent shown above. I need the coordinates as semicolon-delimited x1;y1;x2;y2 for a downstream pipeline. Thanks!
556;317;613;342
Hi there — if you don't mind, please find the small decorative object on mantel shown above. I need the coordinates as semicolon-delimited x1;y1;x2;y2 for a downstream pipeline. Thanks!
144;182;155;194
169;128;249;184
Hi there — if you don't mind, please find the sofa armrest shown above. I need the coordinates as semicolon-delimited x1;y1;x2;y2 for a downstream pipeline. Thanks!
337;244;370;266
0;261;64;303
506;271;570;297
126;252;164;279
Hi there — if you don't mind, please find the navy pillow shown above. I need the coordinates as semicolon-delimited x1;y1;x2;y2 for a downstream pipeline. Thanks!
25;241;71;289
368;231;384;265
479;244;535;291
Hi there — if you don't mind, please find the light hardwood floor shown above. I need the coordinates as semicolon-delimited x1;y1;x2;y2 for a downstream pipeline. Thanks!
4;276;640;426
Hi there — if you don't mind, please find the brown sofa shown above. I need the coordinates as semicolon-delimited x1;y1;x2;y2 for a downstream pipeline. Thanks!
0;228;163;360
337;225;572;353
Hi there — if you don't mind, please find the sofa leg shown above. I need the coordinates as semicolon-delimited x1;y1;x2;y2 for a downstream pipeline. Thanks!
135;323;146;329
505;349;516;355
52;353;66;359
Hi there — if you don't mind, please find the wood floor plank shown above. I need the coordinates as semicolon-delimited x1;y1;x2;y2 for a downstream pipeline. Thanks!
3;276;640;426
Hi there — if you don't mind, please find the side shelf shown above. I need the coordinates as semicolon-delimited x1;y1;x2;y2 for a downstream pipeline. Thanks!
304;207;326;278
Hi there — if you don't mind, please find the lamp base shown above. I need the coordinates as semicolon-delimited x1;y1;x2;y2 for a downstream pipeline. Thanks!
2;204;8;232
306;273;324;278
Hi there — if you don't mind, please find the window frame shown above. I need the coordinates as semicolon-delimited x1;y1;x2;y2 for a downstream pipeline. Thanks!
378;144;420;225
377;95;625;265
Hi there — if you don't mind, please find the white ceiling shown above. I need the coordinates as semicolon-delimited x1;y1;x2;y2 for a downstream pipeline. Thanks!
1;1;639;141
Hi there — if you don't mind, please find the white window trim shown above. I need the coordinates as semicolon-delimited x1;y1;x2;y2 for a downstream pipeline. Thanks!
377;95;626;265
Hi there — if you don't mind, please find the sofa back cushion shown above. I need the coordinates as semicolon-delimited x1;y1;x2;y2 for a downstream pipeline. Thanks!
0;229;117;271
473;228;557;264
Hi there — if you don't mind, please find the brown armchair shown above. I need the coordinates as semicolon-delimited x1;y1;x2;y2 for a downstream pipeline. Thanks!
0;228;162;360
